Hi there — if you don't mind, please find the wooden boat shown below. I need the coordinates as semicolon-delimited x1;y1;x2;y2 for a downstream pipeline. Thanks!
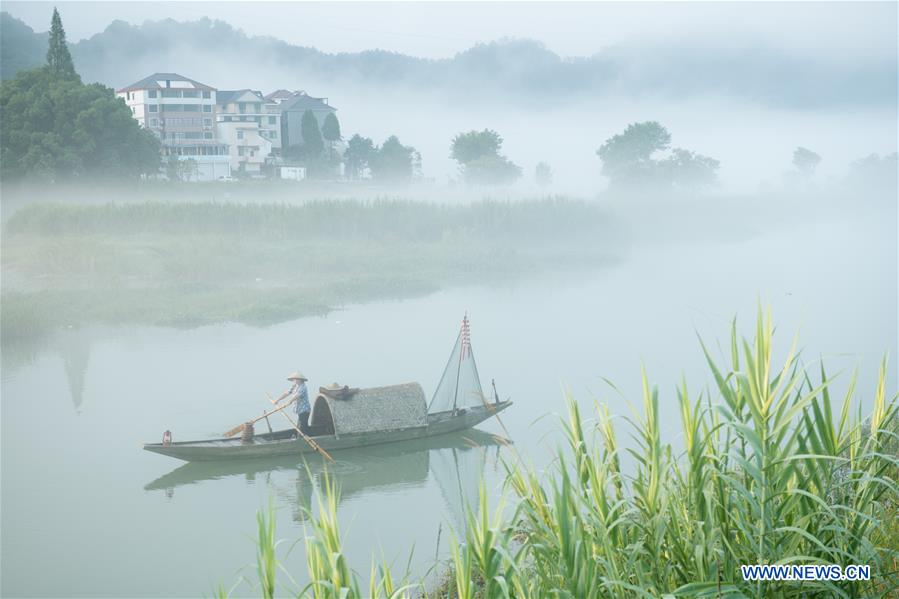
145;429;506;530
144;315;512;462
144;428;505;493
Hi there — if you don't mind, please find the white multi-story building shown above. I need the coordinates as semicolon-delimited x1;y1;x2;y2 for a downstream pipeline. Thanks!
276;92;338;151
215;89;281;175
117;73;230;181
118;75;340;181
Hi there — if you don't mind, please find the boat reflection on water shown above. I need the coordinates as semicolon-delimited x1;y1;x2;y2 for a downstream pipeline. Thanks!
144;429;507;526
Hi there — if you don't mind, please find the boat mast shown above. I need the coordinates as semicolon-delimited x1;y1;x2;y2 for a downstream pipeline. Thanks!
451;313;468;412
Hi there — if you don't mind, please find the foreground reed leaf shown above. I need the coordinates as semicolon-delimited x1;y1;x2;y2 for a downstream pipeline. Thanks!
219;309;898;598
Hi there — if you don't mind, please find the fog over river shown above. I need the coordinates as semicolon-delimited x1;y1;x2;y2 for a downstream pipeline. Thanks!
1;2;896;596
2;194;894;596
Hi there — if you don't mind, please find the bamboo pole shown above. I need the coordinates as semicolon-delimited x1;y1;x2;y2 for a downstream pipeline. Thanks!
222;399;296;437
266;393;334;462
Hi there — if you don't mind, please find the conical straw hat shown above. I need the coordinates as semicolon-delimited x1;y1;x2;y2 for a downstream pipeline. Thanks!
287;371;307;381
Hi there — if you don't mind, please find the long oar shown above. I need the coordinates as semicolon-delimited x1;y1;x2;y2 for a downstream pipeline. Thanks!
222;399;297;437
472;386;522;465
266;393;334;462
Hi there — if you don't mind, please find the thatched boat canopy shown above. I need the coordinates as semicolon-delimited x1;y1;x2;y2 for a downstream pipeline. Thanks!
309;382;428;438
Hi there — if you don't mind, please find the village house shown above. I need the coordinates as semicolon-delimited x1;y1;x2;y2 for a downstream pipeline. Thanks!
118;74;339;181
275;91;338;150
214;89;281;176
116;73;231;181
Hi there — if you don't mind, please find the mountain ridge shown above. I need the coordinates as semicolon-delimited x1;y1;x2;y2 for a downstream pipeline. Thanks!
1;11;894;109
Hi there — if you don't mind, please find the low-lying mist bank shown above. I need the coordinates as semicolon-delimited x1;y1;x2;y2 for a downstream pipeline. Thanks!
1;197;620;339
2;179;894;341
0;180;566;223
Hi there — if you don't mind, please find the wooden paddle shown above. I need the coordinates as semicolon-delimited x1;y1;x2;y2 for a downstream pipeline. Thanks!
222;398;296;437
266;392;334;461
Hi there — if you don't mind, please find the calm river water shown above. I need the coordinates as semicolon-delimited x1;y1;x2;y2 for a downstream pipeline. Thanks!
2;199;895;597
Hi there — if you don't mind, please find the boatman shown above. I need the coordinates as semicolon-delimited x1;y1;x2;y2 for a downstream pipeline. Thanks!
275;371;311;436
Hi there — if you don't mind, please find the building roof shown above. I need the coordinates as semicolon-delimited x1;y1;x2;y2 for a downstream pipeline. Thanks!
216;89;265;105
308;382;427;438
264;89;303;102
280;92;336;113
117;73;216;93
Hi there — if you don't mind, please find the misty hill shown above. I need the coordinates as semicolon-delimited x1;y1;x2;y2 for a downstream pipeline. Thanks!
0;12;49;80
1;12;895;109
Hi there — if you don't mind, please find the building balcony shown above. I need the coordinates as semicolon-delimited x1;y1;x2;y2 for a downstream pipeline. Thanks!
161;138;221;146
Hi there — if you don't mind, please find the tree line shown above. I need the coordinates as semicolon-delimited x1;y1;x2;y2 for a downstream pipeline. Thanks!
0;8;160;181
284;114;421;184
2;9;894;191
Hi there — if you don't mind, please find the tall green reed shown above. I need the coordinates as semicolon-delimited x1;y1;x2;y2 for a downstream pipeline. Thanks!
219;309;897;598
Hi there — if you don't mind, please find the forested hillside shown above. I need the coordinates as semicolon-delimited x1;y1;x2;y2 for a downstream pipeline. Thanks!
1;11;894;109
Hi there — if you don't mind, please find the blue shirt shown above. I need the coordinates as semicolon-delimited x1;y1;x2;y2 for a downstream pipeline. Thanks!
291;381;310;414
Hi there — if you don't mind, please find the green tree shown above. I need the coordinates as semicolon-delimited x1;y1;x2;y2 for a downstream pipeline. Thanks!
165;154;180;181
450;129;521;185
1;9;159;180
46;7;76;79
792;147;821;175
596;121;671;187
0;67;161;180
596;121;719;191
369;135;416;183
300;110;324;156
462;155;522;185
343;134;374;180
321;112;342;175
535;161;553;187
297;110;326;177
165;154;199;182
451;129;503;164
664;148;720;190
322;113;341;144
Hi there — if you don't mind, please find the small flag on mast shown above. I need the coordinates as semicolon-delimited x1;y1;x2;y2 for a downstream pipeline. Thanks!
460;313;471;360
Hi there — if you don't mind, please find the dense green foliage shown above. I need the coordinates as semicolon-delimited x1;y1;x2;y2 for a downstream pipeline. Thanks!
450;129;503;164
218;312;898;598
597;121;720;191
0;67;161;181
369;135;417;182
341;134;419;182
321;112;341;144
451;129;522;186
301;110;325;156
283;111;336;178
343;134;375;179
45;8;76;79
0;10;160;181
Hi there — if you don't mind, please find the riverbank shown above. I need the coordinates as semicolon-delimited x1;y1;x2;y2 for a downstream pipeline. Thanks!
1;198;619;338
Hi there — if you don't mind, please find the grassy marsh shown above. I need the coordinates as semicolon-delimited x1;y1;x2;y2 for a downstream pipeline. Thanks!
1;197;617;338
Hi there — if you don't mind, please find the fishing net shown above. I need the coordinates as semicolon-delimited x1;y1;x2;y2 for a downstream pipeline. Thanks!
428;316;484;413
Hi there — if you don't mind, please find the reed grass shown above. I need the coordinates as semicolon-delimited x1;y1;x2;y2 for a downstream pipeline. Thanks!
218;309;897;598
4;197;608;241
1;198;616;338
